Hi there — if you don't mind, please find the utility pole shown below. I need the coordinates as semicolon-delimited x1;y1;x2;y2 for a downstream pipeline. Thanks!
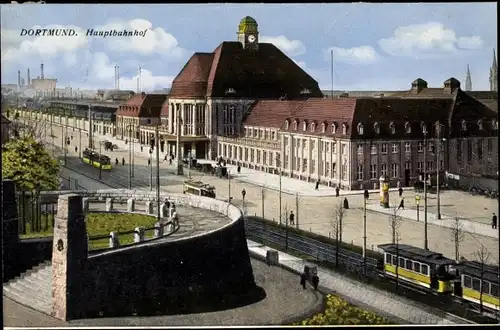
228;170;231;203
155;125;161;223
423;128;429;250
99;141;103;180
436;124;443;220
188;151;192;179
149;151;153;191
132;136;135;178
127;125;133;189
176;105;184;175
88;104;93;149
279;168;282;225
363;190;368;276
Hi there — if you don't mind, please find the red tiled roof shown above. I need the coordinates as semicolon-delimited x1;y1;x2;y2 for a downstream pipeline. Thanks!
170;41;323;99
244;100;305;128
116;93;168;118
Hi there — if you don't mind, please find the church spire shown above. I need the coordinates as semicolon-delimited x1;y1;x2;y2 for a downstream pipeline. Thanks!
490;48;498;91
465;64;472;91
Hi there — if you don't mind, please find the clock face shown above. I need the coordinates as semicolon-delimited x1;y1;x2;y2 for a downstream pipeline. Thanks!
248;35;256;43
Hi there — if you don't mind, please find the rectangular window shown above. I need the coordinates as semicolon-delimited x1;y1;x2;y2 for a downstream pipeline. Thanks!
332;163;337;178
341;162;347;180
263;151;267;165
405;161;411;171
463;275;472;288
418;142;424;152
271;131;276;140
357;144;363;155
302;159;308;172
428;141;434;152
391;163;399;178
381;163;387;177
426;161;433;172
417;162;423;173
404;142;411;153
467;140;473;162
405;260;412;270
257;150;261;163
357;165;364;180
269;152;274;166
341;144;346;155
332;143;336;154
385;254;392;264
487;139;493;154
414;262;421;273
491;284;499;298
392;143;398;153
311;159;316;173
421;264;429;276
478;139;483;160
392;255;397;265
399;257;405;268
381;143;388;153
250;149;255;162
472;278;481;291
370;164;377;179
325;162;330;176
481;281;490;294
456;140;462;162
371;145;377;154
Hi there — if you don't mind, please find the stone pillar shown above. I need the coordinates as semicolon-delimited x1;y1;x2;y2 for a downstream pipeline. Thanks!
145;201;153;214
82;197;89;213
134;227;145;243
2;180;20;280
160;202;168;218
52;194;87;321
109;231;119;248
105;198;113;212
127;198;135;212
154;222;163;238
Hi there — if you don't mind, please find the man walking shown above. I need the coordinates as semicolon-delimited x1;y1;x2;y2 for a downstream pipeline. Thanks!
398;187;403;197
300;272;307;290
492;213;497;229
398;197;405;210
241;189;246;201
312;273;319;291
335;186;340;197
315;181;320;190
289;211;295;226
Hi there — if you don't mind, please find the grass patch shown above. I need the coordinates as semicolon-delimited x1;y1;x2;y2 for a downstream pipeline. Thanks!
293;294;395;325
20;213;158;250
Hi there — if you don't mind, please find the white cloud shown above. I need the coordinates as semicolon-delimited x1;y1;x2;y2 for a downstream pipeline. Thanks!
1;24;89;63
378;22;484;58
260;35;306;57
327;45;379;64
94;19;187;57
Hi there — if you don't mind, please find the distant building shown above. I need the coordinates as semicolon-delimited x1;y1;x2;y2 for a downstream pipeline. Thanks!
1;114;11;145
31;78;57;92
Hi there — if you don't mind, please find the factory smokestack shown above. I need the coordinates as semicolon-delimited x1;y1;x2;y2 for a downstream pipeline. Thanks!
18;70;21;87
27;68;31;87
41;63;44;79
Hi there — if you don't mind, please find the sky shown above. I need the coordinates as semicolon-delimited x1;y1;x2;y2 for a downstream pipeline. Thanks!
1;3;497;92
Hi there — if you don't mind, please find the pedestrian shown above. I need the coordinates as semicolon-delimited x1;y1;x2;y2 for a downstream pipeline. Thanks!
169;157;172;165
398;187;403;197
343;197;349;209
289;211;295;226
141;145;143;152
148;158;151;166
312;274;319;291
241;189;246;201
75;146;78;153
122;157;125;166
335;186;340;197
492;213;497;229
165;198;171;209
300;272;307;290
115;158;119;165
398;197;405;210
237;165;241;174
315;181;320;190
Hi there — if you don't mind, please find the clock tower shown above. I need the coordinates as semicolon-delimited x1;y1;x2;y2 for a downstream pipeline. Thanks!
237;16;259;51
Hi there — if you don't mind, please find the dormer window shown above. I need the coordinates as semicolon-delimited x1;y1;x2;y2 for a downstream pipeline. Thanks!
302;121;307;131
405;122;411;134
332;123;337;134
461;120;467;132
477;119;483;130
321;123;326;133
357;123;364;135
389;122;396;134
311;122;316;132
342;123;347;135
373;122;380;134
284;120;289;130
293;120;298;130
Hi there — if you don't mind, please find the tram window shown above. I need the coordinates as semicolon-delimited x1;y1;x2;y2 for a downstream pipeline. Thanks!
385;254;392;264
392;256;397;265
463;275;472;288
421;264;429;276
414;262;421;273
491;284;499;298
472;278;481;291
405;260;412;270
481;281;490;294
399;257;405;268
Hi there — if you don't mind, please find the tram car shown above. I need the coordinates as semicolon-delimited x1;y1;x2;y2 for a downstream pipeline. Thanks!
183;180;216;198
81;149;112;170
378;243;500;315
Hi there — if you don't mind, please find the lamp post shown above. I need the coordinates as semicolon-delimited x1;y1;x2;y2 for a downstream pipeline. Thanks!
228;169;231;203
149;149;153;191
155;124;161;223
285;207;289;251
88;104;93;150
126;124;134;189
98;141;105;180
435;123;445;220
132;126;138;178
415;194;421;223
278;168;282;225
423;126;429;250
363;189;369;276
78;127;82;158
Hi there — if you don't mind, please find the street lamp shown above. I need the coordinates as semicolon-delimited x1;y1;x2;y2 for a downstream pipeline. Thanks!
422;123;429;250
228;169;232;203
98;141;105;180
126;124;134;189
415;194;421;223
155;125;161;223
88;104;94;150
435;122;446;220
363;189;369;276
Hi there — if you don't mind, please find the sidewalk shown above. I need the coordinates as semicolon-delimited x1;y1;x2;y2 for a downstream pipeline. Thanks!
246;240;467;325
365;204;498;239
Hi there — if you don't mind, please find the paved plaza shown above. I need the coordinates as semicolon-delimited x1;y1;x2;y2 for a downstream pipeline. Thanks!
34;121;500;262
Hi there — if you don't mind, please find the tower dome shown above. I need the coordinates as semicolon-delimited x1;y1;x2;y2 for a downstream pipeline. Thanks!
238;16;258;33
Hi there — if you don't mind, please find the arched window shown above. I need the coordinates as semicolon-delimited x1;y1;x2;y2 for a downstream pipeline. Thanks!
342;123;347;135
332;123;337;134
389;122;396;134
357;123;364;135
373;122;380;134
405;122;411;134
477;119;483;130
284;120;289;130
293;120;298;130
302;121;307;131
311;122;316;132
321;122;326;133
461;120;467;132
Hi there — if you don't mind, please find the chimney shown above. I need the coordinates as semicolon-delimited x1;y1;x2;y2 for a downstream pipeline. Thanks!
41;63;44;79
443;77;461;94
27;68;31;87
17;70;21;87
411;78;428;93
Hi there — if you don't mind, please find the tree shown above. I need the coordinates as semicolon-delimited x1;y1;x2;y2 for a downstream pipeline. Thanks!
2;136;60;232
388;204;403;244
450;215;465;261
473;244;491;314
261;187;266;218
295;192;301;229
331;200;348;268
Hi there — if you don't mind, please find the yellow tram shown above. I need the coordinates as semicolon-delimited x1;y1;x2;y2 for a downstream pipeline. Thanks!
456;261;500;313
378;244;457;294
82;149;112;170
183;180;216;198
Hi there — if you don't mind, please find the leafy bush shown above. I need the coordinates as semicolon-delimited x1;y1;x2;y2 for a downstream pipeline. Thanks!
295;294;394;325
